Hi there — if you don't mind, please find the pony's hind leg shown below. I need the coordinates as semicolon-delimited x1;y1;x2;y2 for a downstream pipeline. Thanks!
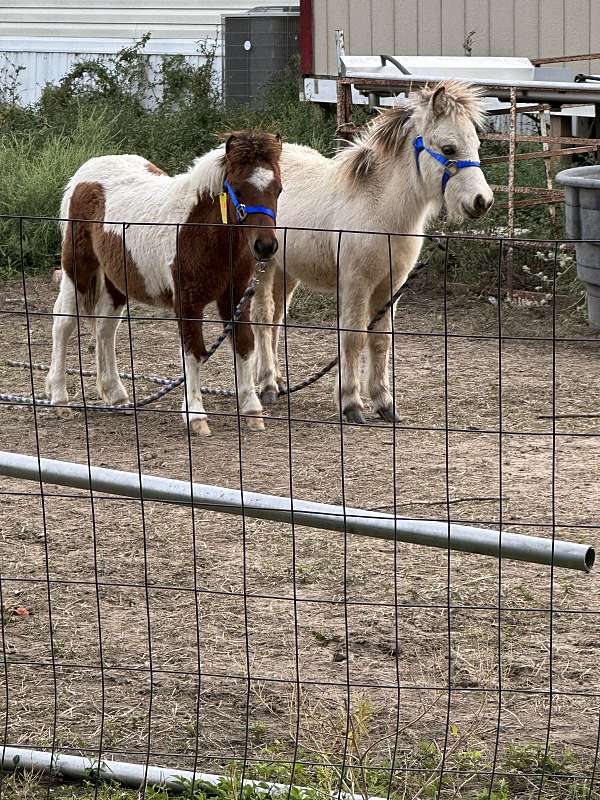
178;306;211;436
46;272;78;413
220;285;264;431
94;278;128;405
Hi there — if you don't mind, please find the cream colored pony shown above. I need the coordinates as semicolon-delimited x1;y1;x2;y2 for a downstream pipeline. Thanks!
252;80;493;423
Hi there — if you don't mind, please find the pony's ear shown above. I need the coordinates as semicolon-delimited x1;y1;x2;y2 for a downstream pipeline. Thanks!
275;133;282;142
225;133;237;153
430;85;448;118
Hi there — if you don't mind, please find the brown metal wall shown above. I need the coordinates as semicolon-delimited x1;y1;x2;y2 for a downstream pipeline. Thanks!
312;0;600;75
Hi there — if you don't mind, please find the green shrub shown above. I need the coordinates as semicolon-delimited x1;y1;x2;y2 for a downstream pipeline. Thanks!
0;110;120;273
34;36;225;174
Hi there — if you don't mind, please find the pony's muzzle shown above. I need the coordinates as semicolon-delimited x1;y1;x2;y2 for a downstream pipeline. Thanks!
469;193;494;218
254;235;278;260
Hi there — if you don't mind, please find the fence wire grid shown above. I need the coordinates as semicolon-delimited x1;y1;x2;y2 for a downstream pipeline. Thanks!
0;215;599;800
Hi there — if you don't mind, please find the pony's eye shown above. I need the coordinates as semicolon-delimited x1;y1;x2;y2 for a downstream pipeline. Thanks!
442;145;457;157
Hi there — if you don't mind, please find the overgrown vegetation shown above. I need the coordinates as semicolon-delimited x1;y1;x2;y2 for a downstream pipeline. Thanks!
0;698;598;798
0;111;119;271
0;739;598;799
0;37;590;312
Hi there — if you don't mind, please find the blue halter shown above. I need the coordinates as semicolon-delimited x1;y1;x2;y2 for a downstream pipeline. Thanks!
414;136;481;194
223;179;276;223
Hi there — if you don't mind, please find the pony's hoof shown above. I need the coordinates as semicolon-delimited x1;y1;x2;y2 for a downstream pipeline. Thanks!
377;406;401;423
98;383;129;406
343;407;366;425
190;418;211;437
110;395;130;407
260;386;278;405
246;413;265;432
53;403;73;418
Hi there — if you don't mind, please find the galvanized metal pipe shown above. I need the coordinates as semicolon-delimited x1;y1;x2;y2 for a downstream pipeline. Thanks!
0;451;594;572
0;746;223;793
339;71;600;105
0;745;381;798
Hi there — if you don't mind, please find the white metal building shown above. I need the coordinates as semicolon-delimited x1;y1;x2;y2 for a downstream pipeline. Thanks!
0;1;299;104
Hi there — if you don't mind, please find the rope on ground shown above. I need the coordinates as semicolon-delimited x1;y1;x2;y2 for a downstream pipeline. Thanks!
2;260;425;411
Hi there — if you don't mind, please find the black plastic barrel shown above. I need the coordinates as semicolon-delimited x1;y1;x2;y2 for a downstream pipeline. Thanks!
556;165;600;328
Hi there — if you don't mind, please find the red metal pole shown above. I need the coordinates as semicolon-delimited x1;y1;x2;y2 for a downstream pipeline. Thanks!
299;0;314;76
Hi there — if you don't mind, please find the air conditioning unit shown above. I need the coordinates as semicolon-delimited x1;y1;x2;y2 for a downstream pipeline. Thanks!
223;6;299;106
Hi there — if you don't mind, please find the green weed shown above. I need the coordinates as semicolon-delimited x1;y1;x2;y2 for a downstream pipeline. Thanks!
0;111;120;274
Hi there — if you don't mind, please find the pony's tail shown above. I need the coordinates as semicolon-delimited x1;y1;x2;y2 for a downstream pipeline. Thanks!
79;272;104;329
59;178;76;238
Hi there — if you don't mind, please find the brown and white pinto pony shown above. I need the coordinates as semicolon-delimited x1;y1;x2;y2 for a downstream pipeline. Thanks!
46;130;282;436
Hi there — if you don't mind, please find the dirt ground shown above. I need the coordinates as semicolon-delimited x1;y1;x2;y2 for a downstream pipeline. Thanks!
0;271;599;785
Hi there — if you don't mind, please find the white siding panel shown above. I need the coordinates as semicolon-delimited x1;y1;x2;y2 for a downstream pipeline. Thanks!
371;0;395;56
591;0;600;73
564;0;591;73
441;0;465;55
513;0;538;58
393;0;419;57
465;0;489;55
312;0;329;73
1;47;222;105
0;23;221;38
348;0;372;54
326;0;350;74
0;0;257;6
490;0;514;56
539;0;565;58
0;1;292;39
417;0;442;54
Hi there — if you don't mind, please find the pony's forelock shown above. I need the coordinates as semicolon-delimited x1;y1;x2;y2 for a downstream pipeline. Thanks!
412;79;487;128
186;130;282;197
222;129;282;173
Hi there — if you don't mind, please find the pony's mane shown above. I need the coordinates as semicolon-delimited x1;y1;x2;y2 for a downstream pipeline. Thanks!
185;149;228;197
336;80;486;185
183;130;281;197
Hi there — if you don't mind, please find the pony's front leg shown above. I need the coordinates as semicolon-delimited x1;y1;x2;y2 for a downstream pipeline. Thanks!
270;266;298;389
251;262;278;404
366;296;401;423
46;272;77;413
179;309;211;437
220;286;264;431
336;290;369;424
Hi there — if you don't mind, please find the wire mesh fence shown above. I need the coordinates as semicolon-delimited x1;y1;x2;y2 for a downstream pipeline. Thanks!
0;215;599;799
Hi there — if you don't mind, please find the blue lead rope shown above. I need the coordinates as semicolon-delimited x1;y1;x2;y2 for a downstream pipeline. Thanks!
223;179;277;223
414;136;481;193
